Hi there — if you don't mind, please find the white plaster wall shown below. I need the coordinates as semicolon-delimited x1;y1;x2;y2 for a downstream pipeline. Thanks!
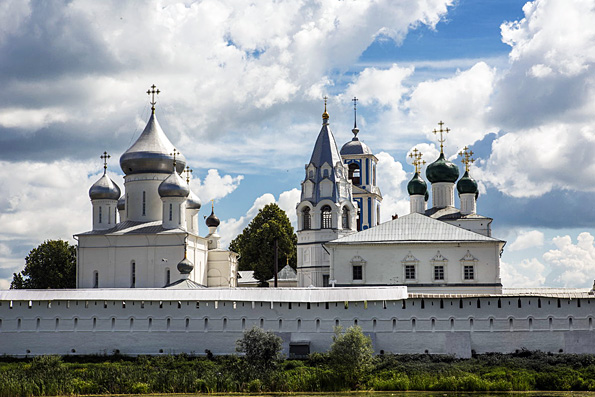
1;295;593;357
431;182;455;209
444;218;492;237
124;174;167;222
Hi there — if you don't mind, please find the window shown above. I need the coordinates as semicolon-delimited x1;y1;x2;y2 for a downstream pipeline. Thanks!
434;265;445;280
321;205;332;229
142;191;146;216
131;261;136;288
169;203;173;221
323;274;330;287
308;170;314;179
165;269;171;285
464;265;475;280
302;207;311;230
108;207;111;224
405;265;416;280
342;207;350;229
98;206;102;223
353;265;363;280
93;271;99;288
348;163;361;185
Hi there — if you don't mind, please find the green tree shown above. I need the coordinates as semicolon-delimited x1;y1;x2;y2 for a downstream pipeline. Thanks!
236;326;283;381
11;240;76;289
229;203;297;286
328;325;374;387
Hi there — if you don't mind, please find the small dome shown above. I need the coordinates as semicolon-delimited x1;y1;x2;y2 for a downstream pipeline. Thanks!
187;190;202;210
206;209;220;227
117;196;125;210
407;172;427;196
457;170;479;195
120;113;186;175
158;171;189;198
177;256;194;274
340;137;372;155
426;153;459;183
89;174;121;200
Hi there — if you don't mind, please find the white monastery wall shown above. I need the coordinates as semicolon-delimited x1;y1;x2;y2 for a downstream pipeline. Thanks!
1;288;593;358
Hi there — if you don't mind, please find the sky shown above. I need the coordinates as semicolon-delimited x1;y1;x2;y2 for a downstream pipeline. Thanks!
1;0;594;290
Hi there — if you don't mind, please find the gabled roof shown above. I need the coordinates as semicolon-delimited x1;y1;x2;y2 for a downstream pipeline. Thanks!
326;212;504;245
425;206;492;221
76;220;186;236
164;278;206;289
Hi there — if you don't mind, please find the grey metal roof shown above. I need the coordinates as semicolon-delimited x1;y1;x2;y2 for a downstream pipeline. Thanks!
309;122;342;169
425;206;492;221
89;174;121;200
326;212;503;245
340;137;372;155
410;288;594;299
164;278;206;289
76;220;185;236
120;113;186;175
269;265;297;281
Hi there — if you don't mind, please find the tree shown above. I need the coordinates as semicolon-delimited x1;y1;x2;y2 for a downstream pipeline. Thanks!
229;203;297;286
328;325;374;387
11;240;76;289
236;326;283;380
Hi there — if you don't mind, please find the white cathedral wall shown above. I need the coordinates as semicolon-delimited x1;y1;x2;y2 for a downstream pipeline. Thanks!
328;242;501;292
431;182;455;208
444;218;492;237
1;293;593;357
124;174;167;222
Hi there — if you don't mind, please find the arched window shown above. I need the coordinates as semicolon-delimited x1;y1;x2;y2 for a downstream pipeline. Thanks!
321;205;332;229
169;203;173;221
165;268;171;286
98;206;102;223
93;271;99;288
348;163;361;185
130;261;136;288
342;207;350;229
302;207;311;230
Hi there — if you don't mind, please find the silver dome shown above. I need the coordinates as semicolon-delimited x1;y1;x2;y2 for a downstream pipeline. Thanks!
89;174;121;200
340;137;372;155
120;113;186;175
187;190;202;210
117;196;125;211
158;171;189;198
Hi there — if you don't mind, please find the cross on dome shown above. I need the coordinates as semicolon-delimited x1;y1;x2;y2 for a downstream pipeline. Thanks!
147;84;160;114
432;120;450;154
100;151;111;175
184;166;193;183
322;96;329;121
352;96;359;129
170;148;180;170
409;148;426;174
459;146;475;172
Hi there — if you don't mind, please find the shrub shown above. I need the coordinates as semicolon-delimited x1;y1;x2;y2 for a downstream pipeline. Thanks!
327;325;374;388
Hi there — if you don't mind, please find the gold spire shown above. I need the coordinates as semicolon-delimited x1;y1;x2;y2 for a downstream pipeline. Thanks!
100;151;111;175
322;96;329;121
170;148;180;171
147;84;160;114
409;148;426;174
432;120;450;154
459;146;475;172
184;166;193;184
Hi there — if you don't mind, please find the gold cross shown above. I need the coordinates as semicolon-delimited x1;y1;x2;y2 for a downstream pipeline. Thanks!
322;96;329;120
147;84;160;114
184;166;193;183
432;120;450;154
458;146;475;172
409;148;426;174
100;151;111;175
211;199;215;212
170;148;180;170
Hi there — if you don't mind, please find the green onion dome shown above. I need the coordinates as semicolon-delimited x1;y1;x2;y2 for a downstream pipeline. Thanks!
407;172;427;196
426;153;459;183
457;170;479;196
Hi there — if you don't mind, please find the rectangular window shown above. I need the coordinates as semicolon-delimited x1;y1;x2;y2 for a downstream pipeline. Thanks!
434;265;445;280
169;204;173;221
323;274;330;287
142;191;146;216
93;272;99;288
464;265;475;280
353;265;363;280
131;262;136;288
405;265;416;280
98;206;102;223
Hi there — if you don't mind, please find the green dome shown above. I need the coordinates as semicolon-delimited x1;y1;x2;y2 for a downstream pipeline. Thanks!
407;172;427;196
426;153;459;183
457;170;479;195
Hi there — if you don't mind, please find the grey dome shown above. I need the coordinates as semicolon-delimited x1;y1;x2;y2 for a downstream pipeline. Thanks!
89;174;121;200
340;133;372;155
117;196;125;210
206;209;220;227
120;113;186;175
187;190;202;210
177;256;194;274
158;171;189;198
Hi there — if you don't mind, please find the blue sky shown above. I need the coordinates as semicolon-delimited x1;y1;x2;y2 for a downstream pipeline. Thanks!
0;0;594;289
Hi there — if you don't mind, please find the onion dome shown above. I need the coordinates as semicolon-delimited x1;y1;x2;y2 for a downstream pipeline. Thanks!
187;190;202;210
120;113;186;175
158;171;189;198
426;153;459;183
89;174;121;200
407;172;427;196
117;196;125;210
457;170;479;195
206;208;220;227
177;255;194;274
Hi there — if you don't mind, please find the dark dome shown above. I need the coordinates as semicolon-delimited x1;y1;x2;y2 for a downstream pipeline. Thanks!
120;113;186;175
426;153;459;183
89;174;121;200
457;170;479;195
206;209;220;227
340;137;372;155
117;196;125;210
177;256;194;274
158;171;189;198
407;172;427;196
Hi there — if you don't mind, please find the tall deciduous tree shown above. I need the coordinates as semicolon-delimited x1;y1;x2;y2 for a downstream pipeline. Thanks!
229;203;297;286
328;325;374;387
10;240;76;289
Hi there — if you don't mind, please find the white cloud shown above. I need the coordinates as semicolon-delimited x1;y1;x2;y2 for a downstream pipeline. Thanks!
508;230;544;251
375;151;410;222
192;169;244;204
500;258;546;288
345;64;414;106
543;232;595;288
